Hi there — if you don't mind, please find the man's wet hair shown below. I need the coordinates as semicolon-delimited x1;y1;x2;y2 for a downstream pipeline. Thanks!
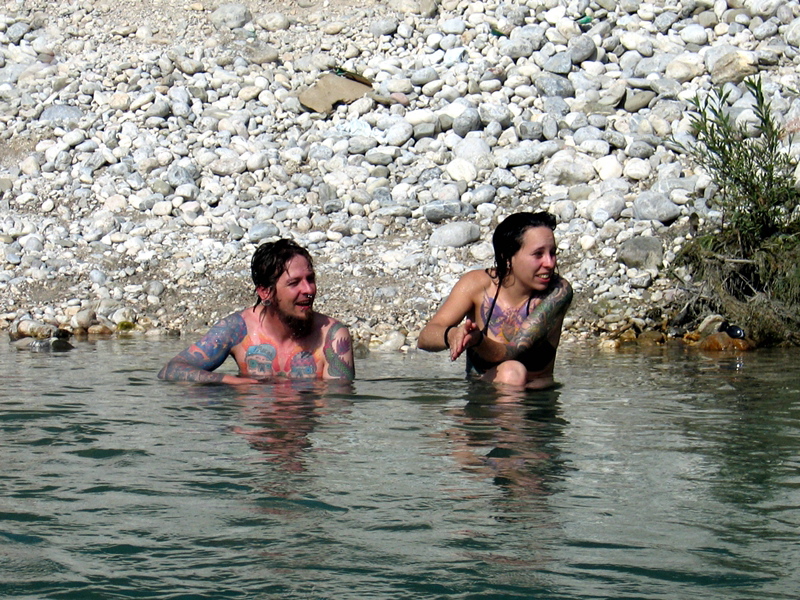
492;211;557;285
251;239;313;307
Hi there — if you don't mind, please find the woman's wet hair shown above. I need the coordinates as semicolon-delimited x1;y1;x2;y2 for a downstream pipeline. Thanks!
251;239;313;306
492;211;557;285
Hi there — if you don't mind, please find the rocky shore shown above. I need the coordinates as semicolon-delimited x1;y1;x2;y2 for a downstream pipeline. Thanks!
2;0;800;351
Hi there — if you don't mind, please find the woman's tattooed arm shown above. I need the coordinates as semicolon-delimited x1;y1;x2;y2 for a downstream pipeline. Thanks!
323;322;355;380
158;314;248;382
474;276;573;364
503;276;572;360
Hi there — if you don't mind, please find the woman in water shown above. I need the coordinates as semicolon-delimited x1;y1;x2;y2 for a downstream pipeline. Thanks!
418;211;573;388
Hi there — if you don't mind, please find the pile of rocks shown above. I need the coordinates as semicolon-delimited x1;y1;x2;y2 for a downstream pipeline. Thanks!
2;0;800;350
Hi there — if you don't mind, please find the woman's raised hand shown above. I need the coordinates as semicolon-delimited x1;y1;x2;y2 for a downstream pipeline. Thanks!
449;319;482;361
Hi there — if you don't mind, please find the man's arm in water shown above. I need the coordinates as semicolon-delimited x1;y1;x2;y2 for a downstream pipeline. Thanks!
323;321;355;380
454;276;573;363
158;313;257;383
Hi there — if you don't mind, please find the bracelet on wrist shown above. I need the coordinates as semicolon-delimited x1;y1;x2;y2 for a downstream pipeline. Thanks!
444;325;456;349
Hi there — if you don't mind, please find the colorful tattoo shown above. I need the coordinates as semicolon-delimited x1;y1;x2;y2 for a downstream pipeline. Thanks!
289;351;318;378
323;322;355;380
245;344;278;378
482;294;532;342
502;276;573;361
158;313;247;382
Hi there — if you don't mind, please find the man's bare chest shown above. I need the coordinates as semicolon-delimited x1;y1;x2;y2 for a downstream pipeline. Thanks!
235;340;323;379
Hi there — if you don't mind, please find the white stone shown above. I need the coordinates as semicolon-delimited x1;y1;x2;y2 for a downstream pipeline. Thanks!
579;235;596;250
446;158;478;183
623;158;651;180
20;155;40;175
105;194;128;211
665;53;705;82
470;241;494;262
594;155;623;180
152;201;173;216
680;24;709;45
405;109;437;126
376;330;407;352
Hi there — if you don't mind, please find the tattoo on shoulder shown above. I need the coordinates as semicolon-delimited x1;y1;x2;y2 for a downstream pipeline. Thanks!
160;313;247;382
323;322;355;380
188;314;246;362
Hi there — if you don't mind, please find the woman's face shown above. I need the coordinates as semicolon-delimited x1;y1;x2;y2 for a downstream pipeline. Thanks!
509;226;557;291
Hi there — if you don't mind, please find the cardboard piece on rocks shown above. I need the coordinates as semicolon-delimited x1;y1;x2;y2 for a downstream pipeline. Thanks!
299;73;374;114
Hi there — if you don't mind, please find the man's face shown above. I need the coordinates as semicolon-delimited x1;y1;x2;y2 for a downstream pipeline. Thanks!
270;255;317;335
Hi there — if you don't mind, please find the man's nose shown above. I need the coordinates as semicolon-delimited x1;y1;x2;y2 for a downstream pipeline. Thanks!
301;280;316;295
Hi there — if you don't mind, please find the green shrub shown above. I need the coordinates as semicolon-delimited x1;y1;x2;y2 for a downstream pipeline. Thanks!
678;76;799;253
753;229;800;307
671;78;800;345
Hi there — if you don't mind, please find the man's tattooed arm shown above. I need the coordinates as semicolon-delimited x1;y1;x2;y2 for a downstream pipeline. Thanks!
158;314;248;382
323;322;355;380
474;276;573;364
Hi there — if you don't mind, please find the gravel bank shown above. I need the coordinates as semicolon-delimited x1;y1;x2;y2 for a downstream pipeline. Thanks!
2;0;800;350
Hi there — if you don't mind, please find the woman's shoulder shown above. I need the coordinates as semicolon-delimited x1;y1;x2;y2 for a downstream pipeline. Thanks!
457;268;495;291
553;274;573;293
462;267;495;281
548;274;574;305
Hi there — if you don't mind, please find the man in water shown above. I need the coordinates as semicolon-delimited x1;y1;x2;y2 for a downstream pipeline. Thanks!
158;239;355;383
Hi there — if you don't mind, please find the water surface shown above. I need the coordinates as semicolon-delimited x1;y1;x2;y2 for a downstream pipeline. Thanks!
1;338;799;599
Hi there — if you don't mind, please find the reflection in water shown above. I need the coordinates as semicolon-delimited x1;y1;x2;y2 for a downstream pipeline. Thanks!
231;380;353;476
429;383;571;574
443;382;568;511
676;351;800;508
173;379;354;479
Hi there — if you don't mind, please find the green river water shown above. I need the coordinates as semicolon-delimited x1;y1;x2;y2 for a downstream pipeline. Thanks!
1;338;798;599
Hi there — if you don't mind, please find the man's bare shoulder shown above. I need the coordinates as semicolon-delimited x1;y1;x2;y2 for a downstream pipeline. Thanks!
237;306;260;321
210;310;250;335
313;312;350;332
193;310;247;331
317;313;355;380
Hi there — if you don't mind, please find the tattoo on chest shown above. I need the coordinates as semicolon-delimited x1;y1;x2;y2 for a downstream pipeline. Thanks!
245;344;278;377
501;277;573;361
245;344;320;378
289;351;318;378
482;297;530;342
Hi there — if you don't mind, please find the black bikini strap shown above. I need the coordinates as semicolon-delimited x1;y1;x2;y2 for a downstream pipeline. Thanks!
482;285;502;334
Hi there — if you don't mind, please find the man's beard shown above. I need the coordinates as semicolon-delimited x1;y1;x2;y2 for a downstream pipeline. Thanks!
277;307;314;338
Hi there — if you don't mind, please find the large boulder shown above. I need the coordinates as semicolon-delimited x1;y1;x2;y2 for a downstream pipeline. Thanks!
429;222;481;247
210;3;252;29
387;0;438;17
619;236;664;271
632;191;681;224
